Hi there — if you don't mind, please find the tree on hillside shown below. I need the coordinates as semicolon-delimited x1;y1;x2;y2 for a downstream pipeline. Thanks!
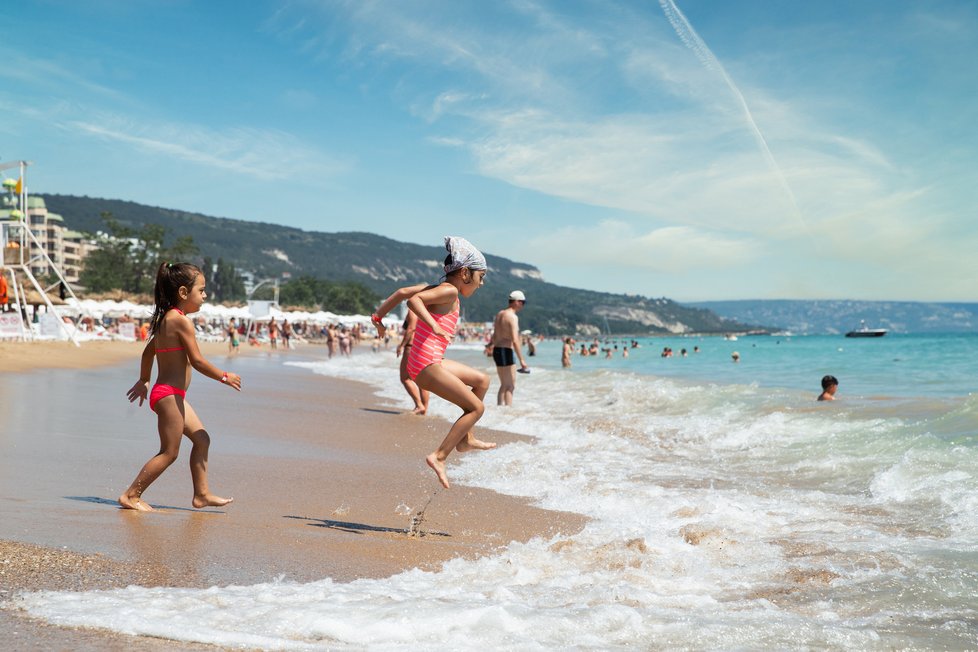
322;281;379;315
203;257;246;302
80;212;200;293
278;275;379;314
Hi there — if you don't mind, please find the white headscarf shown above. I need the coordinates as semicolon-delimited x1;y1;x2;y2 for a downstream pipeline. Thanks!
443;236;487;275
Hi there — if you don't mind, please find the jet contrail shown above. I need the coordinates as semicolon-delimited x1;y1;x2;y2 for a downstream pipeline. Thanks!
659;0;808;232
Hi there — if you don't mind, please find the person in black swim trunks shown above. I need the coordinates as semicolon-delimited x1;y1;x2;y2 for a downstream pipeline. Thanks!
491;290;529;406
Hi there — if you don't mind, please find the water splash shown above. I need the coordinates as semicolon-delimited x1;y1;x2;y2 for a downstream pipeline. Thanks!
407;492;438;538
658;0;809;236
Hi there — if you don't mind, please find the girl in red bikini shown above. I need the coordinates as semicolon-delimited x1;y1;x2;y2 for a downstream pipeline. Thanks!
119;262;242;511
371;236;494;488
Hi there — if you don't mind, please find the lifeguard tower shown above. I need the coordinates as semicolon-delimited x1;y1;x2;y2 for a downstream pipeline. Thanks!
1;160;80;345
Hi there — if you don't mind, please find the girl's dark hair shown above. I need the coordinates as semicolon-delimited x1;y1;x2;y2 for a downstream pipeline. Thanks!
443;254;468;280
149;262;201;335
443;253;456;279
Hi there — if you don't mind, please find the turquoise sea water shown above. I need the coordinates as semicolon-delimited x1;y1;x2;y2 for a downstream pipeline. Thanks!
536;332;978;400
15;333;978;649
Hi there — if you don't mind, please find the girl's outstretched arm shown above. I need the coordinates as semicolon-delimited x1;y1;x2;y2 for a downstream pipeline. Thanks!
126;338;156;405
371;283;430;337
176;317;242;391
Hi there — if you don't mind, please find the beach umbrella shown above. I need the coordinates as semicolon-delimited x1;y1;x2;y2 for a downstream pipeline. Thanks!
21;288;65;306
104;300;152;318
197;303;230;319
309;311;338;322
66;298;105;319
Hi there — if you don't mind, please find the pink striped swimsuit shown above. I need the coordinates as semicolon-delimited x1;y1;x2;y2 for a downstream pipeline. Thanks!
406;304;460;380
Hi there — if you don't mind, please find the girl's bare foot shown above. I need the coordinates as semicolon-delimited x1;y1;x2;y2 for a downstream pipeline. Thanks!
192;494;234;508
426;453;450;489
118;493;154;512
412;406;427;415
456;434;496;452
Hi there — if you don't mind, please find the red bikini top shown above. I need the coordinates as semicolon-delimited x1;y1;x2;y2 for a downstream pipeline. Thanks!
156;307;187;353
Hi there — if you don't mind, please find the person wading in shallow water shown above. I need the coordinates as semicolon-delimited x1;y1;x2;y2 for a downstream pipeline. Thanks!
491;290;529;406
817;375;839;401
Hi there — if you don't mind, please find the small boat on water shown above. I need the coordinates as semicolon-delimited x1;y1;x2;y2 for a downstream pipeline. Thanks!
845;320;887;338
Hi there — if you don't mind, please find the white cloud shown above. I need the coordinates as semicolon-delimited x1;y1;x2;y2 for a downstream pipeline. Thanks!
304;3;921;250
464;110;804;236
521;220;758;272
0;46;348;186
282;0;972;299
0;52;129;103
66;114;347;182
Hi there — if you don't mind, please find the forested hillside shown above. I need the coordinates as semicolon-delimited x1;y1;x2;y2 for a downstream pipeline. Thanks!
43;194;760;335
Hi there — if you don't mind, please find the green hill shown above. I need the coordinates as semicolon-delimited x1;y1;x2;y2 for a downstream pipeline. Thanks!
41;193;761;336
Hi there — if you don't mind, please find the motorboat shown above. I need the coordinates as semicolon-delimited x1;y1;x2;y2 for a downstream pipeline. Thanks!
845;320;887;338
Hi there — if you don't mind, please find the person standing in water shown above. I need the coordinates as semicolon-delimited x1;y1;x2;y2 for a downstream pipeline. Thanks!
491;290;529;406
120;262;241;512
396;312;430;414
561;336;574;368
370;236;494;488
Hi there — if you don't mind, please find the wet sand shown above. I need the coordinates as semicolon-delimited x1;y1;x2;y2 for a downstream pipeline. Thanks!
0;344;585;649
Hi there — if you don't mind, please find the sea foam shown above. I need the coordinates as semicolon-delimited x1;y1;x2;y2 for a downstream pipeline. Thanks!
12;341;978;649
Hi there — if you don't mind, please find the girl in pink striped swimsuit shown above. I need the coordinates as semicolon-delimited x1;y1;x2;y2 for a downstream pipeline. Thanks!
119;262;242;512
405;306;459;381
371;236;494;488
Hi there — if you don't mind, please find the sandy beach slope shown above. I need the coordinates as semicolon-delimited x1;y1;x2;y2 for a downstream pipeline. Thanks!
0;343;585;650
0;339;228;373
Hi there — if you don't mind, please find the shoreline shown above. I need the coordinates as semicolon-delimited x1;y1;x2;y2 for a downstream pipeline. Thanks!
0;344;586;649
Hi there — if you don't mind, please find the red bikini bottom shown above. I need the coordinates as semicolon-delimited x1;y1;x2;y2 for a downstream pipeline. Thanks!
149;383;187;412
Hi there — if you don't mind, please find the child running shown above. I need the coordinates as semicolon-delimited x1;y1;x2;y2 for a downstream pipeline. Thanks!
396;312;430;415
371;236;494;488
119;262;242;511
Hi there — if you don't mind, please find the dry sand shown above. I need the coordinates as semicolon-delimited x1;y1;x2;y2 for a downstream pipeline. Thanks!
0;338;228;373
0;342;585;650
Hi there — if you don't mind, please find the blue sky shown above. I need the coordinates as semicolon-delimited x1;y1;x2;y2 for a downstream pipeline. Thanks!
2;0;976;302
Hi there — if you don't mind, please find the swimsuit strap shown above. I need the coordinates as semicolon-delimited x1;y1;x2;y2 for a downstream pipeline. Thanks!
157;308;187;353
